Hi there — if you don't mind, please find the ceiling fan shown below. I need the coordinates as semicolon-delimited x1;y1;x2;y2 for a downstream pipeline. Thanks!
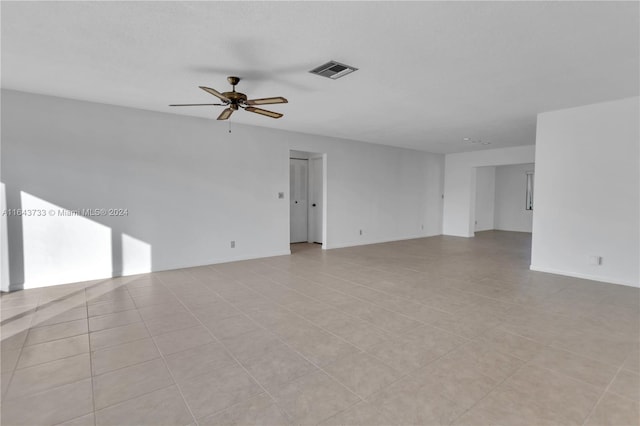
170;76;287;120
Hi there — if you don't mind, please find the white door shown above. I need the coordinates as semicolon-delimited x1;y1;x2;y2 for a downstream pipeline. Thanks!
308;157;323;243
290;158;308;243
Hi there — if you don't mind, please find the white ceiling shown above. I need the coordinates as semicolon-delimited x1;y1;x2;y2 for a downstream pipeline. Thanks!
2;1;638;154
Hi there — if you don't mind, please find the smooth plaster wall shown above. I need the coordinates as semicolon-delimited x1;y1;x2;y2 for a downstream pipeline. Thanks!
494;163;534;233
443;145;536;237
1;90;444;289
531;97;639;287
1;184;9;292
474;166;495;232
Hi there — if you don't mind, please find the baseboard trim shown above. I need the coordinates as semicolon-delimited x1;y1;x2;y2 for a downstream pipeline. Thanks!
7;249;293;291
529;264;639;288
326;233;441;250
161;250;292;272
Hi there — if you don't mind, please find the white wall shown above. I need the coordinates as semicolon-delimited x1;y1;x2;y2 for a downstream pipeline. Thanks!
1;90;444;290
443;145;536;237
494;163;534;233
474;167;495;231
1;184;10;292
531;97;639;287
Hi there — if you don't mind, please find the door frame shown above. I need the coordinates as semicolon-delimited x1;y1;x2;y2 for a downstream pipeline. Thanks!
289;157;309;243
288;150;327;249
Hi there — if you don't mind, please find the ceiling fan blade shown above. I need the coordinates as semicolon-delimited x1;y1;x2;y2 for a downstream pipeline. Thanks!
245;107;283;119
169;103;225;106
217;108;233;121
245;97;288;106
199;86;231;103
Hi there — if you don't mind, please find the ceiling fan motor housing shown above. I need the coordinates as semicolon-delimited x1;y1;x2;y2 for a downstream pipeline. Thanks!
223;91;247;106
224;77;246;109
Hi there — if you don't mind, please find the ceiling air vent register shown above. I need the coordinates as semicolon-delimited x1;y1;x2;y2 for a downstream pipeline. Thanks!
309;61;358;79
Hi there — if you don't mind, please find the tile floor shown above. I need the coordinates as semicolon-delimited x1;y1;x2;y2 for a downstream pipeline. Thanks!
1;231;638;425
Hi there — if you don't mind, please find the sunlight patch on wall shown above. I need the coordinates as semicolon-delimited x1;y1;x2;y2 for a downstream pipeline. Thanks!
121;233;151;275
21;192;112;289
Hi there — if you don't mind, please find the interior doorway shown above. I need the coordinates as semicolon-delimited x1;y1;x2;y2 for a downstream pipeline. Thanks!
290;158;308;243
472;163;535;235
289;150;325;247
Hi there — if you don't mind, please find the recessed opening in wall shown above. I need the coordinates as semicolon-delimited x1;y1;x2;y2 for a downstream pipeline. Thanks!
472;163;535;236
526;171;534;210
473;166;496;232
289;150;326;251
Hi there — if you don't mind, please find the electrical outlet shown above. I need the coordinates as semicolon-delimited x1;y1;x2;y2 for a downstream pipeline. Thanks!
278;192;284;199
589;255;602;265
359;229;363;236
230;241;235;248
421;224;424;230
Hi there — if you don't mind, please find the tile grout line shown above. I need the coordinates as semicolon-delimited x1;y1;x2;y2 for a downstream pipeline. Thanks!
320;333;479;425
526;351;629;394
78;286;220;416
235;269;467;341
239;257;637;423
254;265;513;342
489;322;632;373
200;271;405;358
83;289;98;426
164;272;410;423
1;301;93;424
449;351;611;426
264;250;596;328
211;271;462;382
210;266;533;370
1;303;37;404
259;276;479;349
253;273;429;327
180;289;367;416
122;285;201;426
581;359;630;425
194;271;482;423
90;383;181;419
2;236;637;425
20;323;88;348
141;253;640;426
152;277;295;425
604;368;640;403
446;355;533;424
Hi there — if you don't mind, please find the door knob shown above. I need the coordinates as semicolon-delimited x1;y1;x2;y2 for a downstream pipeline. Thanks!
295;201;298;204
312;203;317;207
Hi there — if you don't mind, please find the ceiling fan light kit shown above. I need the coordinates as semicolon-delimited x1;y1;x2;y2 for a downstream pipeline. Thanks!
170;76;287;120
